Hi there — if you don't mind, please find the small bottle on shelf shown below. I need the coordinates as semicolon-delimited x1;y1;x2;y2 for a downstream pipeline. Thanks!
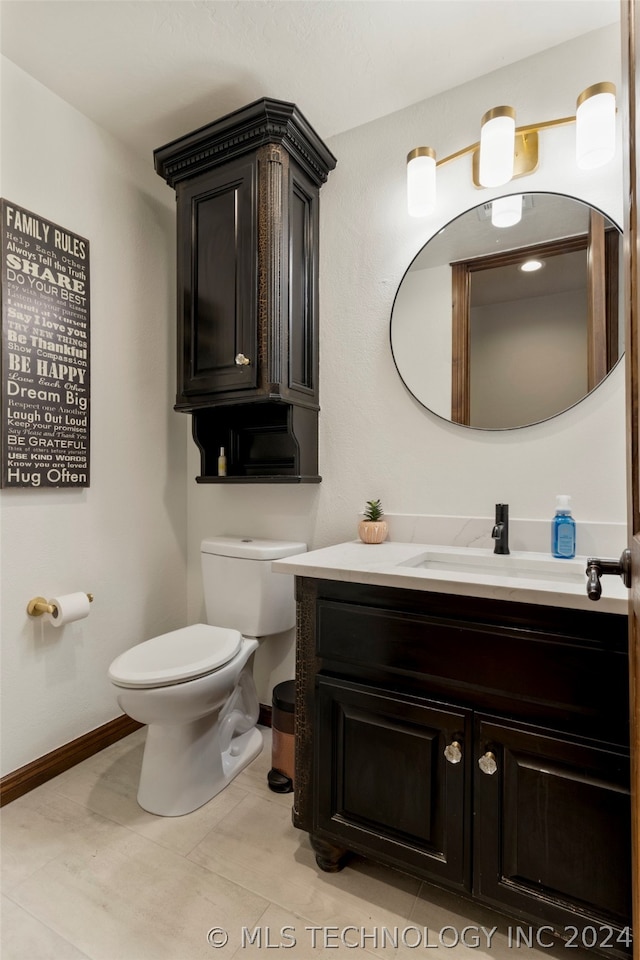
551;494;576;559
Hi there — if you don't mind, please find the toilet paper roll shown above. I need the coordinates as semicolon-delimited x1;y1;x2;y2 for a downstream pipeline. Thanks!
46;592;91;628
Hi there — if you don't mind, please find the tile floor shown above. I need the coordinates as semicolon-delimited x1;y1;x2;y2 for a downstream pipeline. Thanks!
1;727;592;960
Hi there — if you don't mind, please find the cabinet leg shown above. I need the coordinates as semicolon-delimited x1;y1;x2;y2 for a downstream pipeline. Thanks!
310;834;349;872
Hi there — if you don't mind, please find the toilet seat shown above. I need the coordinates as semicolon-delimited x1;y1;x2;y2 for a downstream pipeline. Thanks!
108;624;243;689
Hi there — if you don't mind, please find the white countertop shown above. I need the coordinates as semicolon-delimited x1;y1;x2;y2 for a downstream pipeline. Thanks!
272;540;629;614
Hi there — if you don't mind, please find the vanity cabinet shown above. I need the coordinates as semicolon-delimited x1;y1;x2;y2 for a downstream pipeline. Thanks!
294;577;632;955
154;99;336;482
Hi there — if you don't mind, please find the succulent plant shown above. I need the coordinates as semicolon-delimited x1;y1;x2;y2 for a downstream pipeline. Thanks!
363;499;384;522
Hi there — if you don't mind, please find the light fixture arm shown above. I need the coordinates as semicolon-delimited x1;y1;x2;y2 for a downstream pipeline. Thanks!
513;115;576;139
434;114;575;171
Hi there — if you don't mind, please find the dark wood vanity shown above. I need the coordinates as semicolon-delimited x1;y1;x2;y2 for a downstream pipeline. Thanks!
293;576;632;956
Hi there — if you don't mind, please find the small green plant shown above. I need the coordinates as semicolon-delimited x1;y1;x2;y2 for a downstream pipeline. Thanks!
363;499;384;522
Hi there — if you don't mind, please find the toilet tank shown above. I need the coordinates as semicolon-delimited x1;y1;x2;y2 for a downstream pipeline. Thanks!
200;536;307;637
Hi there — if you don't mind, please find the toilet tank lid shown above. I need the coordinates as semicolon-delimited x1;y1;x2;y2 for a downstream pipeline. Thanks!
201;536;307;560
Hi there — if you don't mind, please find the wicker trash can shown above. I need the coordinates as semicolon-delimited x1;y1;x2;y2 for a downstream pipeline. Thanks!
268;679;295;793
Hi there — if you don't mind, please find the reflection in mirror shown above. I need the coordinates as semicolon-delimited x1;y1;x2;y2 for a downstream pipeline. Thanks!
390;193;623;430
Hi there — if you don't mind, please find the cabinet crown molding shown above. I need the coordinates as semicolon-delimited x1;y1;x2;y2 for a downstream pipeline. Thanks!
154;97;337;188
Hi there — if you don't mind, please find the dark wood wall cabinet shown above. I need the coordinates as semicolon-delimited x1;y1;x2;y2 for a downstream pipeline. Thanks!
154;99;336;482
294;577;632;957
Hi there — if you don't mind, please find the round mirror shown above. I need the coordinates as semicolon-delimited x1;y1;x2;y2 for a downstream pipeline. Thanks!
390;192;623;429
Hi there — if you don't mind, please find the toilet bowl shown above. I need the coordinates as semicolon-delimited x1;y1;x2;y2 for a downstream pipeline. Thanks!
109;625;261;816
108;536;306;817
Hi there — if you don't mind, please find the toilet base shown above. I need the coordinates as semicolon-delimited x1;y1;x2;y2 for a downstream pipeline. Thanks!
137;721;263;816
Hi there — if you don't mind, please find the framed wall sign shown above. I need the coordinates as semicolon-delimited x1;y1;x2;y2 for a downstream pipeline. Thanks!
1;200;90;488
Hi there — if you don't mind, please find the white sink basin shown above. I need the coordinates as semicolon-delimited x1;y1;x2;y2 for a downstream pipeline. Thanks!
399;548;586;584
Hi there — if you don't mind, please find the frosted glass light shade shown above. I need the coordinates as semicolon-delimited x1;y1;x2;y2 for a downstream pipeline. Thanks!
407;147;436;217
479;106;516;187
576;82;616;170
491;194;522;228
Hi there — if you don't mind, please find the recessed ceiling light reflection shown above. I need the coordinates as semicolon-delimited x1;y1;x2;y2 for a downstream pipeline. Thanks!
520;259;544;273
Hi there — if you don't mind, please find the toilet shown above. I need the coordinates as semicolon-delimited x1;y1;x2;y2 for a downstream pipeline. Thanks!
108;536;306;817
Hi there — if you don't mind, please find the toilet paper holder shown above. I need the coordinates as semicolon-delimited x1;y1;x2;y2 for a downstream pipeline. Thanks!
27;593;94;617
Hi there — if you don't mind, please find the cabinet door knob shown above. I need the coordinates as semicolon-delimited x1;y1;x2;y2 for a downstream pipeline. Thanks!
478;751;497;775
444;740;462;764
235;353;251;366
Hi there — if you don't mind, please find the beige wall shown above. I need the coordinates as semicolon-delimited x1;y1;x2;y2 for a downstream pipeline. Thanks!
470;289;588;428
0;58;187;775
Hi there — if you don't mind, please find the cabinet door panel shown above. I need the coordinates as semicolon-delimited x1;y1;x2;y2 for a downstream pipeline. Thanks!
177;158;257;400
341;706;436;840
315;676;470;888
288;173;316;397
474;715;632;936
193;190;239;375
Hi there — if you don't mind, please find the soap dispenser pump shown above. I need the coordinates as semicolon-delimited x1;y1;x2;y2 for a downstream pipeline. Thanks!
552;495;576;559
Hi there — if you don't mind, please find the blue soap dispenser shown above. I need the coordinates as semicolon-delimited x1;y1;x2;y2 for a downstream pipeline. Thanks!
552;495;576;559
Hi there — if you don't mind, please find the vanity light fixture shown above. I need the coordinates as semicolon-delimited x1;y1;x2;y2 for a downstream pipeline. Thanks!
576;82;617;169
407;146;437;217
491;194;523;228
407;82;616;218
479;106;516;187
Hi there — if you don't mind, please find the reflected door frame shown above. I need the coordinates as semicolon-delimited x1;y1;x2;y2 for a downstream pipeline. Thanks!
451;216;619;425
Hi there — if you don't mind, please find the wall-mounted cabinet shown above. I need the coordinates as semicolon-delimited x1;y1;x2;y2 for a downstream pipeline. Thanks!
154;99;336;482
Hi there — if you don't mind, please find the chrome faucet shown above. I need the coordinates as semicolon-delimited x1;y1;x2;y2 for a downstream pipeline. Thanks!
492;503;510;555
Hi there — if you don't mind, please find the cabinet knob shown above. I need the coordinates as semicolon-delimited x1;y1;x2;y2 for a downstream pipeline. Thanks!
444;740;462;764
478;751;497;775
235;353;251;366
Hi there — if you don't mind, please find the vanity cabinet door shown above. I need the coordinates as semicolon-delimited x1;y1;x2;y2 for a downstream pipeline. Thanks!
315;676;471;889
474;715;632;950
